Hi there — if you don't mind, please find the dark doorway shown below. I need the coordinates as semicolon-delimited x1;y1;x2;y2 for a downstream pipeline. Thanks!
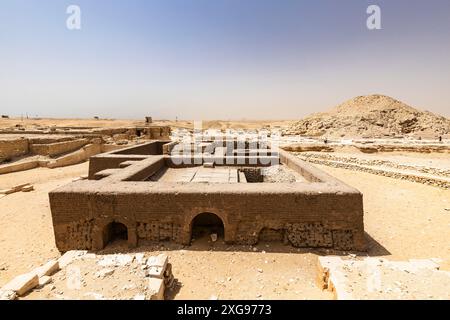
191;212;224;242
103;222;128;246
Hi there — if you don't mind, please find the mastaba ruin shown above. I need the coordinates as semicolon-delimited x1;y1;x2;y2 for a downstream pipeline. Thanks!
48;139;366;252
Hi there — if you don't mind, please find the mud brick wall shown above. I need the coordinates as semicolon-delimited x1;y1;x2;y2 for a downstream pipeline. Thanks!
144;127;171;139
49;183;365;252
113;141;168;155
259;228;285;242
121;158;165;181
0;138;29;161
50;142;365;252
88;155;148;178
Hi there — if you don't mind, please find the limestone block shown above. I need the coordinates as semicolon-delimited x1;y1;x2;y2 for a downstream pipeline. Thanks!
317;256;450;300
146;266;165;279
59;250;87;268
38;276;52;287
0;290;17;300
146;254;168;269
33;259;60;277
135;253;146;265
203;162;215;168
146;254;168;279
21;185;34;192
2;272;39;296
147;278;165;300
0;183;30;195
97;254;134;267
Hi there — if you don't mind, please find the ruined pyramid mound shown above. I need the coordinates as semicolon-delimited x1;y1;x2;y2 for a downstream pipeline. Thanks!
287;94;450;138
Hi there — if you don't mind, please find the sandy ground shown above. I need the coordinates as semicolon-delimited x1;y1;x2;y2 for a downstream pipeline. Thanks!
314;164;450;269
1;155;449;299
0;163;88;284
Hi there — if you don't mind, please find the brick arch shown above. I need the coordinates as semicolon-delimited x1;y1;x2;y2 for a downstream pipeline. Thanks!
92;217;137;250
181;208;233;245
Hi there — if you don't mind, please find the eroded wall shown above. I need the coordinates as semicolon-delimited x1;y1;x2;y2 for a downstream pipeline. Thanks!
0;138;29;161
49;183;365;252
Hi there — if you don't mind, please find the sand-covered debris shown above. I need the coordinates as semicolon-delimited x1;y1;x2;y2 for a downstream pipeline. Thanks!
286;94;450;138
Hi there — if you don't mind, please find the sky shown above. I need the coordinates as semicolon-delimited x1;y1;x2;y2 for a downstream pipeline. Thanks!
0;0;449;120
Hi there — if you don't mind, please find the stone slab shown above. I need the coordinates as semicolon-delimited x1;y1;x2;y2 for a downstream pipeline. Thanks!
2;272;39;296
318;256;450;300
33;259;60;277
147;278;165;300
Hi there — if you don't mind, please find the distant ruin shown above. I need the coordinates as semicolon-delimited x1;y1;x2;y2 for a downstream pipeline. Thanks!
0;125;171;173
49;140;366;252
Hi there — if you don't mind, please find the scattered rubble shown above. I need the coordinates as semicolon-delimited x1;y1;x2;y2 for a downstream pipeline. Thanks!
0;251;174;300
1;272;39;297
97;254;134;267
317;256;450;299
0;183;34;195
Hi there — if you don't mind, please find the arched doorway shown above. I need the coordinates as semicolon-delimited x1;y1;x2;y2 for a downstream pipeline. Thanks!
103;221;128;246
190;212;225;243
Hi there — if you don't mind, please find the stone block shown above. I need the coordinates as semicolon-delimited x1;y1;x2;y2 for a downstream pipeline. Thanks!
2;272;39;296
38;276;52;287
147;254;168;269
59;250;87;268
0;290;17;300
146;266;165;279
33;259;59;277
203;162;215;168
21;185;34;192
147;278;164;300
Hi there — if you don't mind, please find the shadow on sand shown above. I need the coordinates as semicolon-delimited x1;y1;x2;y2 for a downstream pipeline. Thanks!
94;231;391;257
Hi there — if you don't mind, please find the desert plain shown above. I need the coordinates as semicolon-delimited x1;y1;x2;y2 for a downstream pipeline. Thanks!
1;95;449;300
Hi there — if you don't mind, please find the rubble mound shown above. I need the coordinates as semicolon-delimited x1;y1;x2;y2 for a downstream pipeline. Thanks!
287;94;450;138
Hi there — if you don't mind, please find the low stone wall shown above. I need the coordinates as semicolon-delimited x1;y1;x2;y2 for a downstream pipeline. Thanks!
47;144;102;168
0;138;29;161
0;160;39;175
0;144;103;174
296;154;450;189
317;256;450;299
283;142;450;154
30;139;89;157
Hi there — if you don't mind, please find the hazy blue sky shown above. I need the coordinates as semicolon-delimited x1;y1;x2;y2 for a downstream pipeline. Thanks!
1;0;449;119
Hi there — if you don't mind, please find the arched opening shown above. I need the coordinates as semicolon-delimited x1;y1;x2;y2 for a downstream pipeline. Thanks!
191;212;224;243
103;221;128;246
